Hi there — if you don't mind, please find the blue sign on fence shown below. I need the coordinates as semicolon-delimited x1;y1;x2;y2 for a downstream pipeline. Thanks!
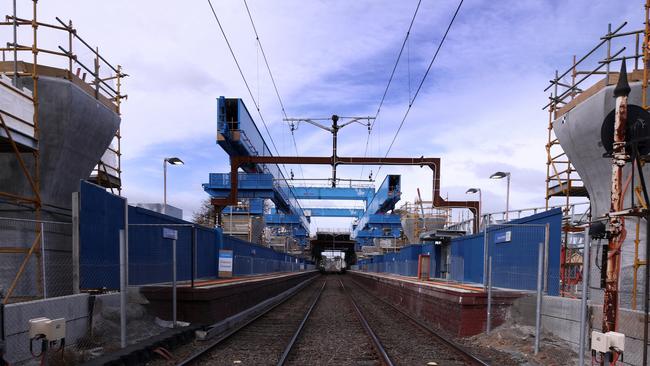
162;228;178;240
495;230;512;243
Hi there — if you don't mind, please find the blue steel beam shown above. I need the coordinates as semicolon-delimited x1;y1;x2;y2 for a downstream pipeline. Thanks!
351;175;401;239
213;97;309;235
291;186;375;205
304;207;365;217
203;173;274;199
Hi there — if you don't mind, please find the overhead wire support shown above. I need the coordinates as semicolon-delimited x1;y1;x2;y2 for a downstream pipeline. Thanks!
377;0;464;177
206;0;291;177
284;116;374;187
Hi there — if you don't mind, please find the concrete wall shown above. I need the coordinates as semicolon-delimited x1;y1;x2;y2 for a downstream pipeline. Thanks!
553;79;649;309
0;74;120;299
3;293;90;364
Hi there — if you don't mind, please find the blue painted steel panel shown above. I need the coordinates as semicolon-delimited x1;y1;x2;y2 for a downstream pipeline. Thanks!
214;97;309;234
352;175;401;239
291;186;375;204
304;207;364;217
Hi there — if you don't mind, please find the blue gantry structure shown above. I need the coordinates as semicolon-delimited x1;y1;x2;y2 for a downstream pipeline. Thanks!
202;97;405;249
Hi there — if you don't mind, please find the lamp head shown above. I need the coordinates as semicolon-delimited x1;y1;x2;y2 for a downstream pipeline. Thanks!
165;157;184;165
490;171;509;179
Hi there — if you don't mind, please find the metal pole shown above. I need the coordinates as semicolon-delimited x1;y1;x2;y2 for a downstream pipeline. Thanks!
191;226;196;288
479;188;482;230
579;227;591;366
119;229;126;348
483;224;489;288
486;256;493;333
331;115;338;188
643;214;650;365
163;159;167;211
535;241;544;355
172;238;177;328
544;223;550;293
40;222;46;299
505;174;511;221
12;0;17;87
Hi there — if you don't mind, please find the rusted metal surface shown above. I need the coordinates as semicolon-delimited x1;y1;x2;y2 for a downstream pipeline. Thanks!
211;155;481;233
602;62;631;363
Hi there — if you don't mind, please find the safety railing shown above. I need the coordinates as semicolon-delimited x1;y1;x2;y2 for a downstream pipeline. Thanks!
543;21;644;114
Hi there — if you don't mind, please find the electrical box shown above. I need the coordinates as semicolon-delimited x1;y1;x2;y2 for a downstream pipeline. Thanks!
591;330;625;353
29;317;66;340
591;331;608;353
608;331;625;352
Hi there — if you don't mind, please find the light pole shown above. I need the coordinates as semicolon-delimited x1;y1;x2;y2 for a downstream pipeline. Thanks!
489;171;511;221
465;188;482;230
163;157;184;213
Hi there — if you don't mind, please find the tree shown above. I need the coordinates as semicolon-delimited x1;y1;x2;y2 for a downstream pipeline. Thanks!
192;198;216;228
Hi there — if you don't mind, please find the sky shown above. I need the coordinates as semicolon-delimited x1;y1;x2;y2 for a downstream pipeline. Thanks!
2;0;645;229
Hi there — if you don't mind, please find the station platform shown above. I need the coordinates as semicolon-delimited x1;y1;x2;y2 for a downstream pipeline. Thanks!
348;271;524;336
140;271;318;325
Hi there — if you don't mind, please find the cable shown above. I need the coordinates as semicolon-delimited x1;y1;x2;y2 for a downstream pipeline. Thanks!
377;0;464;177
242;0;305;180
360;0;422;179
206;0;291;177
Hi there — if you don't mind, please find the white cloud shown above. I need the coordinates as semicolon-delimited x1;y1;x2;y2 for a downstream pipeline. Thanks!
4;0;644;225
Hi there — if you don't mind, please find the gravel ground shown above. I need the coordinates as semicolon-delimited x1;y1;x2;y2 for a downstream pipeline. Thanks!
284;275;379;366
146;278;324;366
343;276;475;365
193;278;325;365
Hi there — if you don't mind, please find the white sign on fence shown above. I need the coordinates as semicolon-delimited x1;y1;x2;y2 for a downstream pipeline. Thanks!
218;250;233;277
162;228;178;240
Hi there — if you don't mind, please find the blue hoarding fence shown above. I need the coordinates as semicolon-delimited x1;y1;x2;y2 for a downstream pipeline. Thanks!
78;180;311;290
356;208;562;296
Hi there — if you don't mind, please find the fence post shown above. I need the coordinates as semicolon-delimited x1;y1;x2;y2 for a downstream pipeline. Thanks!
483;225;489;288
172;237;177;328
535;241;544;355
486;256;493;333
543;223;550;293
72;192;80;294
40;222;46;299
191;226;196;288
579;227;590;366
119;229;126;348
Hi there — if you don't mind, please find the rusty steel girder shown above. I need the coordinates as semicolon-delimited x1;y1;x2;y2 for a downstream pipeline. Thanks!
210;155;481;234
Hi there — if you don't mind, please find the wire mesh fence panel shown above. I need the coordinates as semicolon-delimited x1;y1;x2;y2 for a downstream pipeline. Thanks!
0;217;73;303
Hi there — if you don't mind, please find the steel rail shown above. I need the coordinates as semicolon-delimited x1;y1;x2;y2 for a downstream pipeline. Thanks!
339;279;394;366
349;277;489;366
176;277;320;366
276;281;327;366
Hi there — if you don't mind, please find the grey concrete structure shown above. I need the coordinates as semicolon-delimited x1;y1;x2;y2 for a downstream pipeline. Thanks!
3;293;90;364
553;79;648;309
0;74;120;299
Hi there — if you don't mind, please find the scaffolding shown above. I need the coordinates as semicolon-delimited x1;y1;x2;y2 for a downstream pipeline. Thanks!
544;16;649;300
0;1;125;303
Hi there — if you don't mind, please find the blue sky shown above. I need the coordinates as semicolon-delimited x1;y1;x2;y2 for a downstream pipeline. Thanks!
3;1;645;228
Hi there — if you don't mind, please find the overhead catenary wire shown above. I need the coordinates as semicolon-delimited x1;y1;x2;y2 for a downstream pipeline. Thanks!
376;0;464;177
360;0;422;179
206;0;291;177
242;0;305;181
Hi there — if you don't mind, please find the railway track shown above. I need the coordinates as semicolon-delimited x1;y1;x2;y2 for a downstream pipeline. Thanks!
343;276;489;366
175;274;488;366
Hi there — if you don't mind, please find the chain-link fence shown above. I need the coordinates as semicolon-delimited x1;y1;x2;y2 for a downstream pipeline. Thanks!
0;217;73;303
